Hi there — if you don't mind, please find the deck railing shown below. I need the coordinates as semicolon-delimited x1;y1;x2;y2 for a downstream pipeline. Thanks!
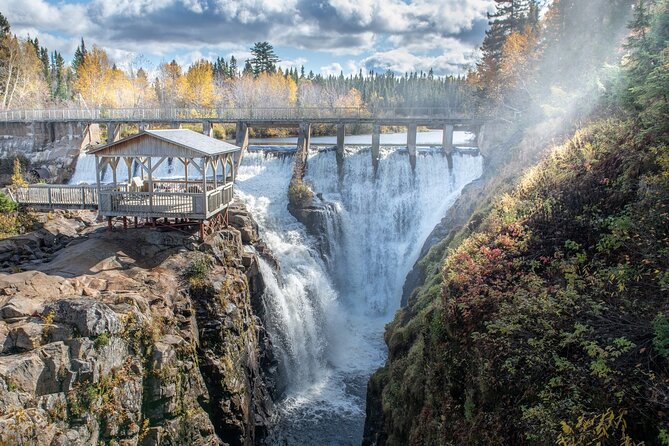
0;107;473;122
101;190;204;217
13;185;98;209
206;184;234;216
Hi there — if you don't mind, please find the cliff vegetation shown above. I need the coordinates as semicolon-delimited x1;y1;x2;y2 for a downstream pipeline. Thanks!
365;0;669;444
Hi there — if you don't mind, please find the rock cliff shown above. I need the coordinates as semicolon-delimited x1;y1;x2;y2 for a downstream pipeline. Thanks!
0;202;276;445
0;122;100;185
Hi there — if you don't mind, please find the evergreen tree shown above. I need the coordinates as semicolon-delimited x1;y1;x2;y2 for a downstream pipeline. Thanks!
249;41;279;75
72;38;87;73
229;55;237;78
0;12;9;37
242;60;253;77
625;0;669;139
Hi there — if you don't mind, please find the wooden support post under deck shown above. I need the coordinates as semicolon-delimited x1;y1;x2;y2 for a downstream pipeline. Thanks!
371;124;381;175
407;123;417;171
336;123;345;178
107;217;112;231
123;216;127;230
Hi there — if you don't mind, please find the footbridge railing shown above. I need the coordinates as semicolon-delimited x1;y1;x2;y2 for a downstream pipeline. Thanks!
0;107;475;123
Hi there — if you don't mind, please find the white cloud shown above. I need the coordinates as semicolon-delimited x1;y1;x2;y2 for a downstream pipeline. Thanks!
362;46;477;76
278;57;308;71
320;62;344;76
0;0;492;76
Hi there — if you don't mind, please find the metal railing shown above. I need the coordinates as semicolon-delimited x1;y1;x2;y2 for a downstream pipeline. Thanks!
0;107;473;122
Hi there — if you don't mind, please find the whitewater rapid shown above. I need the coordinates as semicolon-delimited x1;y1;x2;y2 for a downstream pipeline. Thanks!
235;137;482;445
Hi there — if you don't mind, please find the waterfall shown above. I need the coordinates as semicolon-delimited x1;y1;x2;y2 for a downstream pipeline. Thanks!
65;132;484;444
235;140;483;444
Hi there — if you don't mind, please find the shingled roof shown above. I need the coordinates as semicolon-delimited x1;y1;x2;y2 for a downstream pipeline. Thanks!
89;129;240;157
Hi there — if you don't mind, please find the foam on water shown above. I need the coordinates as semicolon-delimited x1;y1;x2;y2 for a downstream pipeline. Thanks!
235;138;483;445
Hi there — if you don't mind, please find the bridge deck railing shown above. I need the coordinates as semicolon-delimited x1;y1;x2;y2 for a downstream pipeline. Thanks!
0;107;472;122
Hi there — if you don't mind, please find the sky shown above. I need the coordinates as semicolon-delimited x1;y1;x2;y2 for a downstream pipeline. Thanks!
0;0;495;77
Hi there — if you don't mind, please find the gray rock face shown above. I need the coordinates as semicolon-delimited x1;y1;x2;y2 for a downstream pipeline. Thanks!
0;202;276;446
0;121;100;185
43;298;121;337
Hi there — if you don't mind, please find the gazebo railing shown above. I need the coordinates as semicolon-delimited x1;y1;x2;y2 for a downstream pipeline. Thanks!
206;183;233;216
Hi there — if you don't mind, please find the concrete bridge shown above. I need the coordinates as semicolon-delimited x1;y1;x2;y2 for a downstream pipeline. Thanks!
0;107;490;180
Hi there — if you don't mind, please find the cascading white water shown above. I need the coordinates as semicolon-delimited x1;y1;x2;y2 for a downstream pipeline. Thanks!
235;134;483;445
65;131;484;445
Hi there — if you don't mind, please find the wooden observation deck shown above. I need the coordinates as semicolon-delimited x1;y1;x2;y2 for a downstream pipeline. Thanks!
13;129;240;238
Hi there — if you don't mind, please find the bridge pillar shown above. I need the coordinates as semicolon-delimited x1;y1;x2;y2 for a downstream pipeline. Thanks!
443;123;454;170
476;123;486;150
294;121;311;179
407;123;417;171
336;124;345;178
203;121;213;137
372;124;381;174
139;122;149;132
107;122;120;144
234;122;249;173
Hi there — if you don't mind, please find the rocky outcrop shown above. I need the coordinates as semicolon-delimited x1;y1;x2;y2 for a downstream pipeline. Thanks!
0;203;276;445
0;210;97;271
0;122;100;185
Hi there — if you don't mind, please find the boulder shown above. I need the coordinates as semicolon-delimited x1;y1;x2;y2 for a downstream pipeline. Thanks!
9;320;44;351
42;298;121;337
1;295;43;320
0;342;68;395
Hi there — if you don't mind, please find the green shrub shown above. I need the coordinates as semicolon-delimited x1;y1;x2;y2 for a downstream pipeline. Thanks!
94;332;110;349
288;179;313;208
185;255;212;287
0;192;17;212
653;314;669;359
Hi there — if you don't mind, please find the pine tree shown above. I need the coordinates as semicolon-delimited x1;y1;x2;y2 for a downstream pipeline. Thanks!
249;41;279;75
0;12;9;37
229;56;237;78
72;38;87;73
242;60;253;77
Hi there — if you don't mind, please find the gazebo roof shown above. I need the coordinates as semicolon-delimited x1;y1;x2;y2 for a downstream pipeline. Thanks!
89;129;240;158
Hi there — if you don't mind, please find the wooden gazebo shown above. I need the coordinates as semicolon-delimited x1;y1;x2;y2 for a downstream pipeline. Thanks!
88;129;239;235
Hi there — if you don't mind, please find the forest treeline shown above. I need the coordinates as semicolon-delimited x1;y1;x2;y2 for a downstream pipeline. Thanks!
0;15;469;113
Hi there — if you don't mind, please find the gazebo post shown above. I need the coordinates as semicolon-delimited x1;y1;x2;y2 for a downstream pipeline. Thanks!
147;157;154;213
125;157;132;184
183;158;189;189
213;157;218;189
202;157;208;217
